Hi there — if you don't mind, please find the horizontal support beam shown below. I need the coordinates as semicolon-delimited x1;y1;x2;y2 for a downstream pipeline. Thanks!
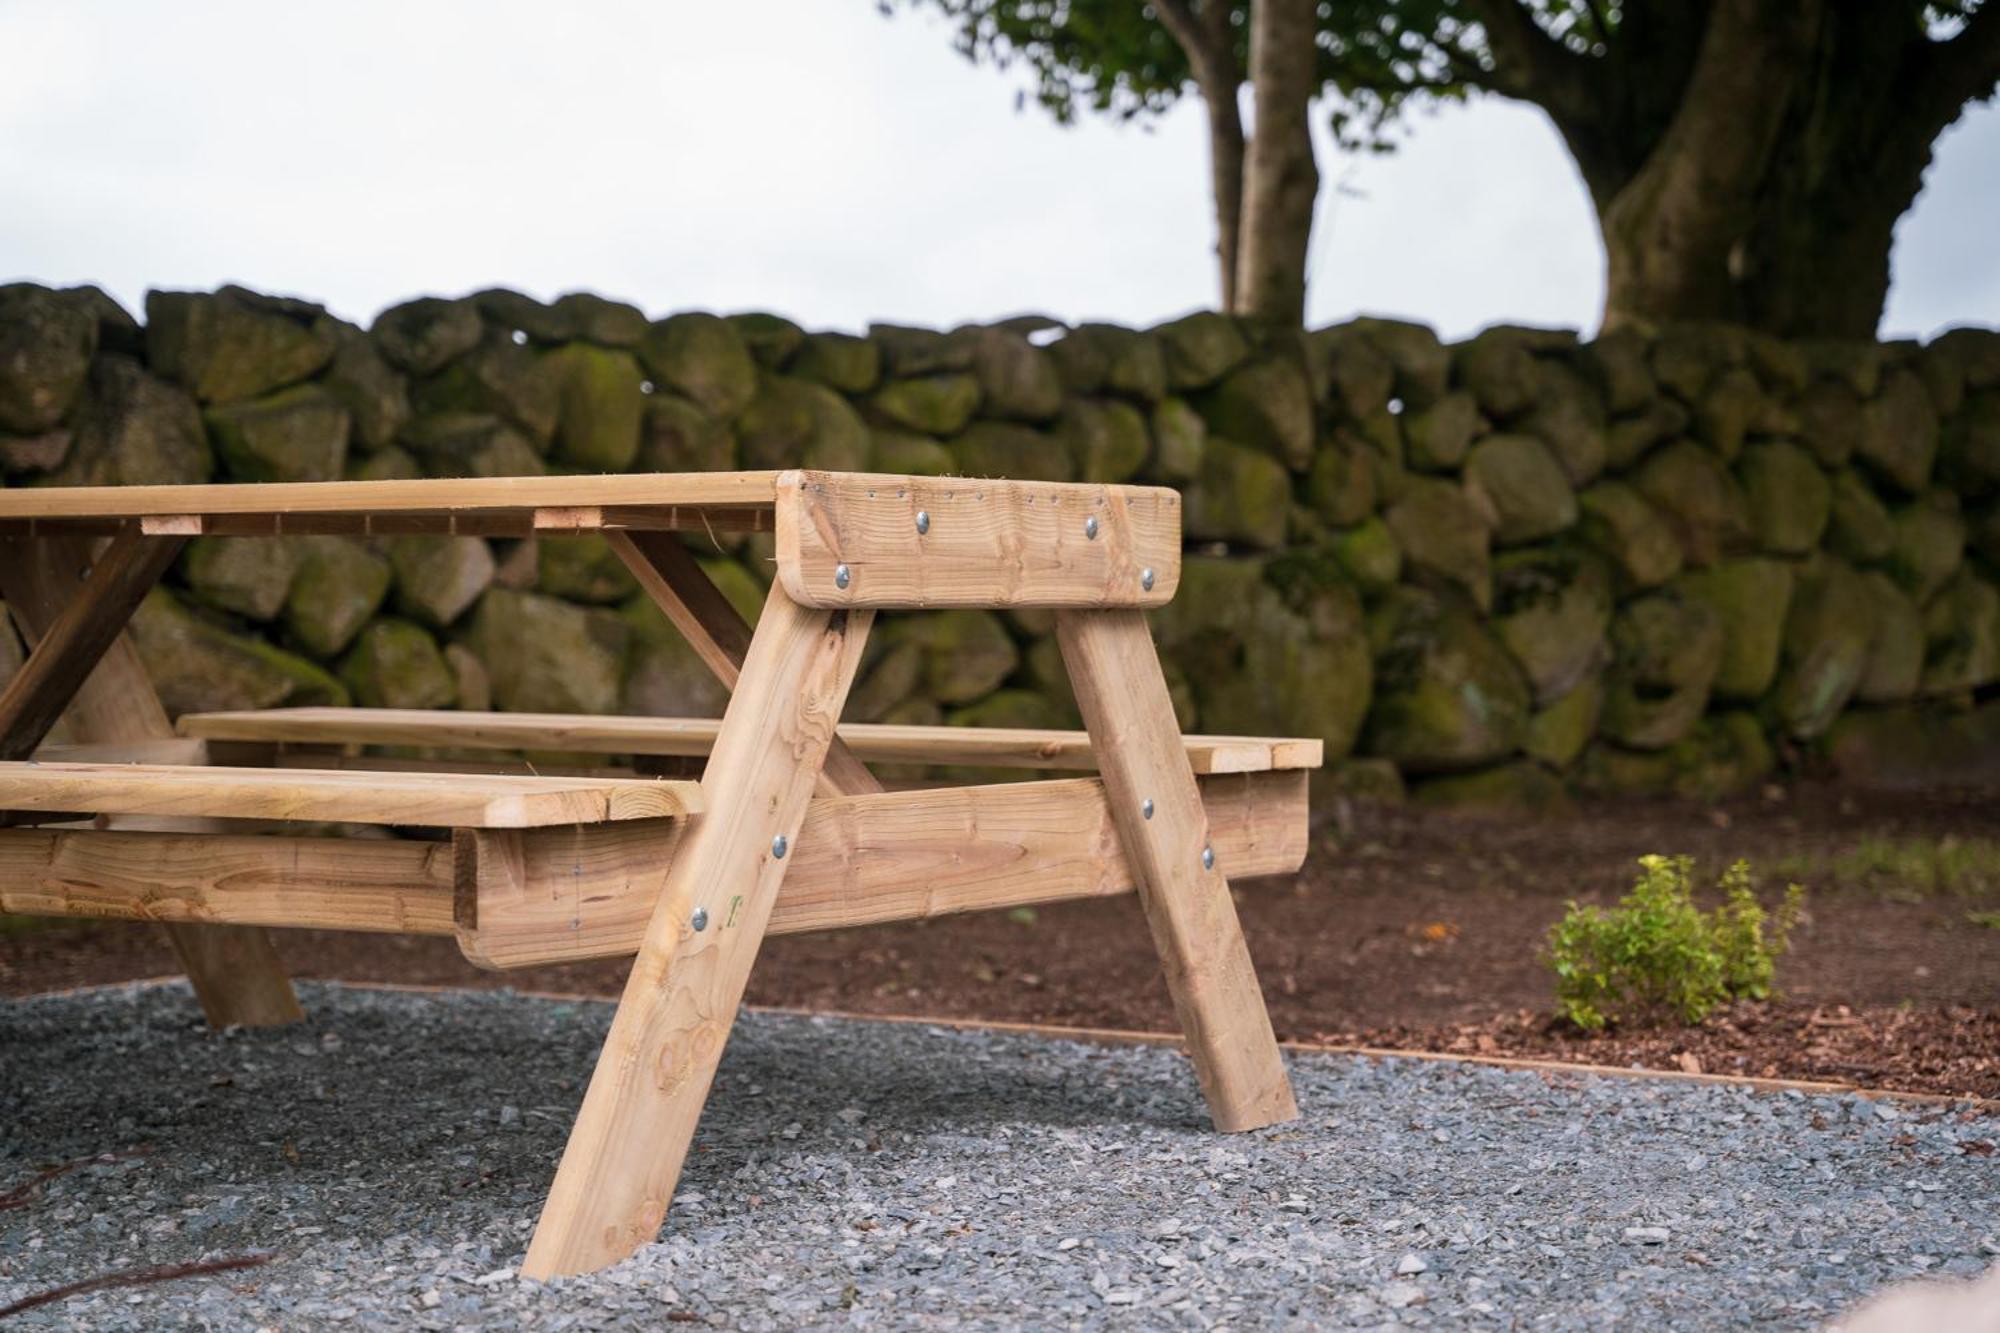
774;470;1181;609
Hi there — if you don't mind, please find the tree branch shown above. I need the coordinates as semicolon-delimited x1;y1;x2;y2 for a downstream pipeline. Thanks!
1919;0;2000;116
1151;0;1236;89
1458;0;1604;123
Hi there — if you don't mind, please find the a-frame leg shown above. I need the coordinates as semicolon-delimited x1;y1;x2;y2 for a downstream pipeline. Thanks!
1056;609;1297;1132
0;533;302;1028
522;581;872;1278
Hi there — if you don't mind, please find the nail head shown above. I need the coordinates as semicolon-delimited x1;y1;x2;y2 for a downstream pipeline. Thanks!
1084;516;1099;540
833;563;850;589
690;907;709;931
771;834;788;859
1141;798;1155;820
915;510;930;535
1201;845;1215;871
1141;567;1156;592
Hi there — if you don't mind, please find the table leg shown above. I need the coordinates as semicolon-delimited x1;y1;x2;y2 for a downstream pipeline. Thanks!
1056;608;1297;1132
522;581;872;1278
0;533;302;1028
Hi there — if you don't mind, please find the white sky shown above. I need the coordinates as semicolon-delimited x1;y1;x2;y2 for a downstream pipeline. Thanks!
1;0;1994;342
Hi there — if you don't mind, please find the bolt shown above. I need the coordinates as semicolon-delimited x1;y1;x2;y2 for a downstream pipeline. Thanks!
915;510;930;535
771;833;788;859
834;563;850;590
1201;845;1215;871
1140;567;1155;592
1084;515;1099;540
1141;798;1155;820
690;906;709;932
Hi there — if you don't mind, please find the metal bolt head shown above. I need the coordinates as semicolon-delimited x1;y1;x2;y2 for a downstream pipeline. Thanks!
690;906;709;932
1201;845;1215;871
915;510;930;535
1140;566;1155;592
771;833;788;859
834;563;850;590
1141;798;1155;820
1084;515;1100;540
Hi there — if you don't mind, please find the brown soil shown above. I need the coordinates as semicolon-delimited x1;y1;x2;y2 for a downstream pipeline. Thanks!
5;781;1997;1098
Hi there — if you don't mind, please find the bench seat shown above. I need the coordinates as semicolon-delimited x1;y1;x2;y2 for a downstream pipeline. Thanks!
0;761;701;828
178;707;1324;775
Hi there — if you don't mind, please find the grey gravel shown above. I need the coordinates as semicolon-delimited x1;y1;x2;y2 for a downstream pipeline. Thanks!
1;981;1994;1329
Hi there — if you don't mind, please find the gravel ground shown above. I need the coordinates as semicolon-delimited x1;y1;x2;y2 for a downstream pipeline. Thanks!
1;982;1995;1330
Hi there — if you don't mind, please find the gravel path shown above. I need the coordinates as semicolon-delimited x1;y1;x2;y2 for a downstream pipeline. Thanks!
1;982;1994;1329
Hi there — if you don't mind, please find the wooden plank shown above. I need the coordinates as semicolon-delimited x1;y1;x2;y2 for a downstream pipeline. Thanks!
0;533;303;1028
35;738;211;765
0;761;701;828
605;529;882;797
0;530;185;760
128;505;776;539
179;708;1324;774
1057;609;1297;1133
0;828;455;933
774;469;1182;609
522;582;871;1279
458;770;1307;968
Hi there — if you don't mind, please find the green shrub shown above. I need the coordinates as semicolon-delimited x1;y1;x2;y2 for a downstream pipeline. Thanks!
1547;855;1803;1031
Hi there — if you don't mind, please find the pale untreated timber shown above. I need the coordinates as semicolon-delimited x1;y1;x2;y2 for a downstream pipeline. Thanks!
178;708;1322;774
774;469;1182;608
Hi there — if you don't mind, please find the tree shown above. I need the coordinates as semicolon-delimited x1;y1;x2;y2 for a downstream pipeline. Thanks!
888;1;2000;337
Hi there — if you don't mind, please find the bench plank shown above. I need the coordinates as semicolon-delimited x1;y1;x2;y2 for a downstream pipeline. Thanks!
178;708;1324;774
0;762;701;828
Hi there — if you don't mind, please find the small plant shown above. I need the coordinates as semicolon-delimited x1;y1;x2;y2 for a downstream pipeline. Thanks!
1546;856;1804;1031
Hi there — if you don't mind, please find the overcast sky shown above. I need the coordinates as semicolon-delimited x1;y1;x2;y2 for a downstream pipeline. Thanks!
2;0;1994;342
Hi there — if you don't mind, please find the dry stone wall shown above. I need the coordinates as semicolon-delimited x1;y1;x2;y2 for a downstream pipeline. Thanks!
3;280;1999;808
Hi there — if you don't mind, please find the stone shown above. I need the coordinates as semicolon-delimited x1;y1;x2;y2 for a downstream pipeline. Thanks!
1463;434;1577;544
1364;587;1531;771
1854;570;1924;704
129;587;346;715
0;428;69;474
1414;761;1572;818
1651;322;1743;402
1153;312;1249;390
1679;558;1794;700
1576;481;1683;590
1801;338;1884;396
340;619;456;710
467;589;628;715
1059;398;1150;483
638;394;735;472
1856;367;1939;493
1096;326;1170;402
699;557;766;624
372;296;485;374
950;420;1074;483
1521;359;1607;484
545;344;643;469
1745;330;1809;395
284;536;392;658
1185;438;1291;549
1600;589;1723;749
205;384;351;483
869;373;981;436
946;688;1068;740
1403;391;1479;472
1321;756;1407;803
537;534;639;604
1019;637;1082;728
869;428;956;476
970;328;1063;422
1331;517;1402;593
844;639;926;724
1264;545;1367;640
1308;324;1394;419
1384;477;1492;609
881;611;1019;705
0;284;96;432
724;311;803;367
1633;440;1752;566
1932;326;2000;389
1582;327;1656;415
637;313;758;420
389;535;495;628
147;286;336;402
1823;700;2000;788
1351;317;1449;410
47;357;210;486
1771;556;1877;739
554;292;648;348
619;591;732;719
412;333;559;447
1692;368;1764;461
1188;579;1372;763
1825;469;1896;564
1149;397;1206;483
1797;378;1863;468
1920;570;2000;697
1524;674;1603;770
1454;328;1538;420
868;323;979;376
1604;398;1690;471
732;372;870;471
1887;497;1965;603
790;332;881;394
1737;440;1831;555
183;537;300;621
1194;356;1314;470
471;288;573;344
1305;436;1377;527
320;322;409;450
1578;713;1772;800
1940;391;2000;493
446;642;491;711
1490;546;1612;705
400;413;545;478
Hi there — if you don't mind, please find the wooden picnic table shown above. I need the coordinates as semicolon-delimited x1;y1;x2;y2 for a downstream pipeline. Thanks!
0;469;1311;1278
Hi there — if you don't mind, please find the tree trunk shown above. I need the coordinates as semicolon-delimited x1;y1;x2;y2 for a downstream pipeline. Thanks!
1234;0;1320;325
1204;84;1247;313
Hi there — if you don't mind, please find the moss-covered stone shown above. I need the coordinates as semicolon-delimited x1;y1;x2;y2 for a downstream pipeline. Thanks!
1633;439;1752;566
1413;761;1572;818
1604;397;1690;471
1058;398;1150;483
868;323;979;376
1735;440;1830;556
1491;546;1612;705
726;311;804;367
970;329;1063;422
1576;712;1772;801
1154;312;1248;390
536;534;639;604
1651;322;1741;402
550;292;646;348
951;420;1074;482
1331;517;1402;593
869;373;981;436
1463;434;1577;545
1770;556;1876;739
1920;570;2000;697
1186;579;1372;763
736;373;870;470
1822;700;2000;788
637;394;734;473
545;343;643;469
1599;589;1723;749
205;384;350;483
183;537;300;622
1403;391;1478;472
881;610;1020;704
1582;327;1656;415
1522;358;1607;484
389;536;494;628
1887;496;1965;603
468;588;628;715
1194;356;1313;470
1854;570;1924;704
1940;391;2000;494
946;688;1068;733
636;313;757;420
1825;468;1896;563
129;587;347;715
1364;587;1531;771
844;639;926;725
618;591;732;719
1352;317;1450;411
1305;437;1377;526
791;332;881;394
1454;328;1537;419
411;333;559;447
1693;367;1764;461
147;287;335;402
320;322;409;450
445;642;490;711
399;413;545;478
1576;481;1683;590
1797;378;1863;468
1052;323;1168;402
1384;476;1492;609
283;536;392;658
1524;674;1603;769
870;428;956;476
372;296;483;375
1308;324;1394;419
0;284;96;433
1150;397;1206;483
1678;558;1793;701
339;619;456;709
471;288;571;343
1186;438;1292;549
1856;366;1939;494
